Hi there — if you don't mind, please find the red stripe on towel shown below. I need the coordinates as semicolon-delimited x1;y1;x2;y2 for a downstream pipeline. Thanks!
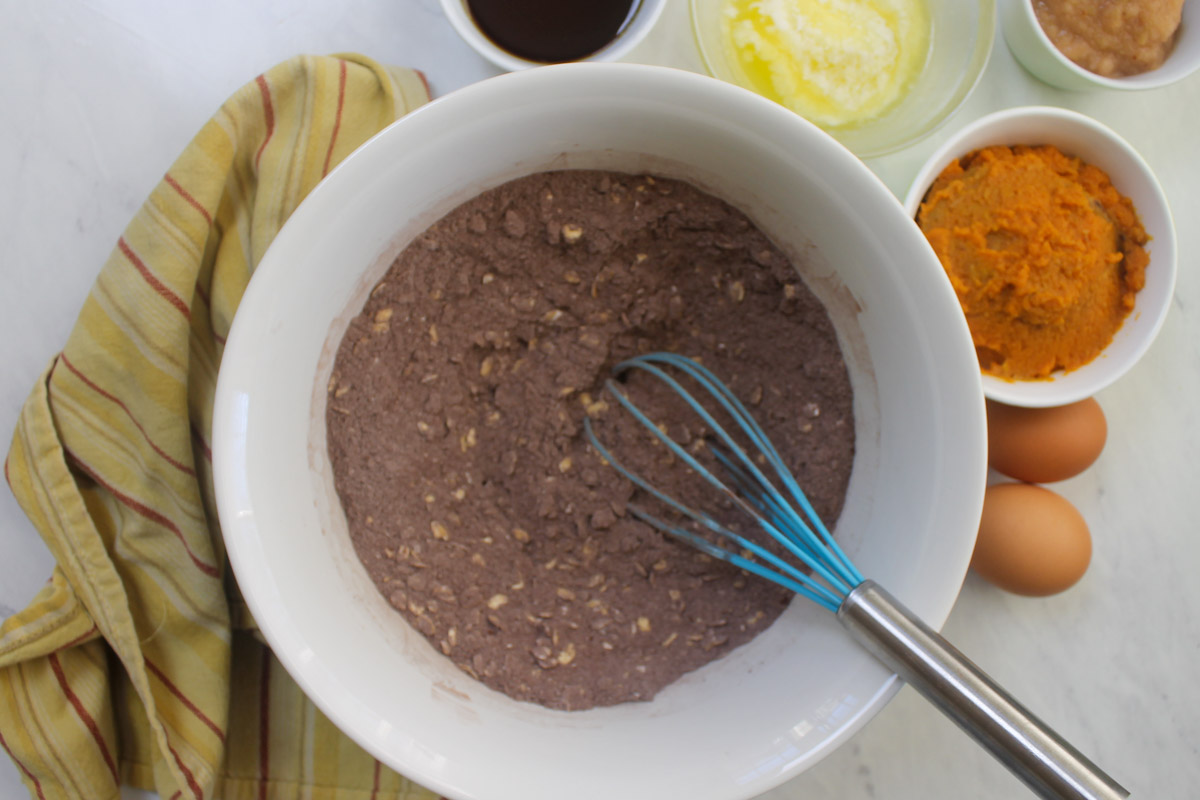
322;59;348;177
48;653;118;784
118;237;192;320
190;421;212;463
164;173;213;227
258;647;271;800
65;449;220;579
59;353;196;477
370;759;382;799
168;741;204;800
0;729;48;800
254;74;275;170
56;623;99;653
145;658;226;743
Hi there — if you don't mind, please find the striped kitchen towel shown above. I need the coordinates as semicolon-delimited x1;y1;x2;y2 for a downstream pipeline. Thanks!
0;54;443;800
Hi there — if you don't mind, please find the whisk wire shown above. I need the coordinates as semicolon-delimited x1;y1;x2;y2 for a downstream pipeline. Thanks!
578;417;844;609
583;354;868;608
677;354;860;585
583;423;844;611
707;445;854;595
627;504;845;611
621;353;862;587
711;446;829;564
606;360;811;549
608;354;860;588
596;379;854;599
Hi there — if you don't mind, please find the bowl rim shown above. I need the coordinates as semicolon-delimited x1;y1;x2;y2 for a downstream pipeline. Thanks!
1006;0;1200;90
903;105;1178;408
213;62;987;799
686;0;997;157
437;0;669;72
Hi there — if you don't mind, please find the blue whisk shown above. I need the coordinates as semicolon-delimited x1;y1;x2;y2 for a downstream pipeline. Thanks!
584;352;1127;800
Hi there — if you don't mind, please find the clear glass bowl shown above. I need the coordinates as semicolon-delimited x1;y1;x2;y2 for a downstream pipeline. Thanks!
690;0;996;157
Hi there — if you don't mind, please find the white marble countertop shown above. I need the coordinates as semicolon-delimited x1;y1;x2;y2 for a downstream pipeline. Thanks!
2;2;1197;798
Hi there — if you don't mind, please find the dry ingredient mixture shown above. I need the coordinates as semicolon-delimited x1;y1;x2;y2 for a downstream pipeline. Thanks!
1033;0;1185;77
916;145;1149;380
720;0;930;127
326;170;855;710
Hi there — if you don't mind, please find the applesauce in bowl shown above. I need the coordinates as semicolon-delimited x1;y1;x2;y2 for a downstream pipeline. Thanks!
1033;0;1184;77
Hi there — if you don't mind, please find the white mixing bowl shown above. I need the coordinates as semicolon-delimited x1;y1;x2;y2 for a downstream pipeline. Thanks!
213;64;986;800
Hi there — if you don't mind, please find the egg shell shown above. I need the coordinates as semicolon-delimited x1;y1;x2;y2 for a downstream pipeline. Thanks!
971;483;1092;596
986;398;1107;483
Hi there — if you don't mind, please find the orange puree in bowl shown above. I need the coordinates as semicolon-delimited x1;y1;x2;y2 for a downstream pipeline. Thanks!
916;145;1149;380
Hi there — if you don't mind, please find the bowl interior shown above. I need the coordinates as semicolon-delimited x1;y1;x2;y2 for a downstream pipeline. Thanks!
690;0;995;157
214;64;985;800
903;107;1177;408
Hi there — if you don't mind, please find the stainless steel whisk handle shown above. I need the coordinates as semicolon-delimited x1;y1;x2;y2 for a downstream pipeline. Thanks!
837;581;1129;800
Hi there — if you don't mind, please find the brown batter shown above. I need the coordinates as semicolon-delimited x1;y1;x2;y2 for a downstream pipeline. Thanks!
326;170;855;710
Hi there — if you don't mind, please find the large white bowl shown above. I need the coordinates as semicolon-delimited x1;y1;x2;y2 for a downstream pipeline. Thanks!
213;64;986;800
904;106;1177;408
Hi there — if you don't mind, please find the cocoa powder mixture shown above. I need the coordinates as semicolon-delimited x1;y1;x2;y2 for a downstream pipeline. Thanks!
325;170;855;710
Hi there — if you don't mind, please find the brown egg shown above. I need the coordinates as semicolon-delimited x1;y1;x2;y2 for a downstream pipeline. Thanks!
971;483;1091;596
986;398;1107;483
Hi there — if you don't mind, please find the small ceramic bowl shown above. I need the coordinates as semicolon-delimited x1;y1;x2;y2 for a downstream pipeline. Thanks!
439;0;668;72
904;106;1177;408
690;0;995;157
1000;0;1200;90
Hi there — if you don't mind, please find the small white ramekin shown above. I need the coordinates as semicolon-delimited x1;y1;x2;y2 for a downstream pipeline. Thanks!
904;106;1178;408
999;0;1200;90
438;0;669;72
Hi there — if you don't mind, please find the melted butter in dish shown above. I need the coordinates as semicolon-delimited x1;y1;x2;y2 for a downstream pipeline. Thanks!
721;0;930;127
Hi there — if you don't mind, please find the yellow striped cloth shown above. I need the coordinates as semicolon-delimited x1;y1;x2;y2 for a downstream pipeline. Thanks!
1;54;443;800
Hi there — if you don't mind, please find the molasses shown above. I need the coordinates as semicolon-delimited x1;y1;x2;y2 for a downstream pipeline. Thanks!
466;0;642;63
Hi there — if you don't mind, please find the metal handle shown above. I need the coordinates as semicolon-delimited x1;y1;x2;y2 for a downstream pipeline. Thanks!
837;581;1129;800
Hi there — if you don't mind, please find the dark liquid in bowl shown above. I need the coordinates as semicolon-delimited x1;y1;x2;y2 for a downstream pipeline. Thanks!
466;0;641;63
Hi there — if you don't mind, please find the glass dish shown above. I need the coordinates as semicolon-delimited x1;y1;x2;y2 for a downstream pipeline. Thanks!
690;0;996;157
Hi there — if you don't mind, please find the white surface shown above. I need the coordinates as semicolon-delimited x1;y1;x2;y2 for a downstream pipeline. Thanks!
211;63;985;800
903;106;1178;408
0;2;1197;799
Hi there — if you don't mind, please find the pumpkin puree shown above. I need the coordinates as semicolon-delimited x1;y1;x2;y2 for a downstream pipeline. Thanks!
917;145;1149;380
